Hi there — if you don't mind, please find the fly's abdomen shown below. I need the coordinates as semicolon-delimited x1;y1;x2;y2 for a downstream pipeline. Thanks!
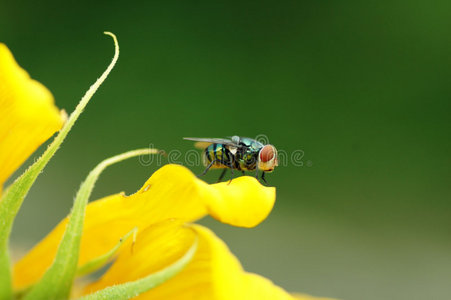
204;144;234;169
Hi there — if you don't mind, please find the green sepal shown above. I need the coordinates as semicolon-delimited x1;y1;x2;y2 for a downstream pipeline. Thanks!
12;228;139;300
78;237;198;300
76;227;138;277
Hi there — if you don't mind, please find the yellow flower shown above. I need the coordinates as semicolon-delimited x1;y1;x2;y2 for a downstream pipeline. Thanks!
0;43;65;190
13;164;275;288
14;164;331;299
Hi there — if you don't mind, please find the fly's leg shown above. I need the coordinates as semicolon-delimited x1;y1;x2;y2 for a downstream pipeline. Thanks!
198;159;217;177
227;162;235;185
261;172;267;184
217;168;227;182
255;168;266;185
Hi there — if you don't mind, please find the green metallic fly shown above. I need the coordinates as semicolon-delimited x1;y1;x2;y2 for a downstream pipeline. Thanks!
184;136;278;183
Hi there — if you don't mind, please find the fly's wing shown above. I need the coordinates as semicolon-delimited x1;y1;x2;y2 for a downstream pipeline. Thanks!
193;141;212;149
183;137;237;149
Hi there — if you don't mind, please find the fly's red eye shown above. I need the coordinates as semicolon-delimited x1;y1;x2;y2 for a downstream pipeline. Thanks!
260;145;275;163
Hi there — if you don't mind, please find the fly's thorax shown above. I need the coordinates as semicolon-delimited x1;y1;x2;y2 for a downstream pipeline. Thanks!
235;149;258;171
257;144;278;172
239;137;263;150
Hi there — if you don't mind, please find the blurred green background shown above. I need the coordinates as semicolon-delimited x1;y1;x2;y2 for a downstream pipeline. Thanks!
2;1;451;299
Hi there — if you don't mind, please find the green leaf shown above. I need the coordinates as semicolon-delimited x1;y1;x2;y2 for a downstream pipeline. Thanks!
76;227;138;277
78;237;198;300
0;32;119;300
24;149;159;300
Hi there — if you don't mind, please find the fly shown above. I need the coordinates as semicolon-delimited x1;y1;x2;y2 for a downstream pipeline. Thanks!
184;136;278;184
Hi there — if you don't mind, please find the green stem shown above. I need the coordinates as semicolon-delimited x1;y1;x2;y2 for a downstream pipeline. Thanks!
0;32;119;300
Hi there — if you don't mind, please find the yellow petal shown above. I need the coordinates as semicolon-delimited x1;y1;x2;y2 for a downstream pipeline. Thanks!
239;273;299;300
84;224;308;300
200;176;275;228
13;164;275;289
292;293;337;300
0;43;65;188
82;219;196;295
